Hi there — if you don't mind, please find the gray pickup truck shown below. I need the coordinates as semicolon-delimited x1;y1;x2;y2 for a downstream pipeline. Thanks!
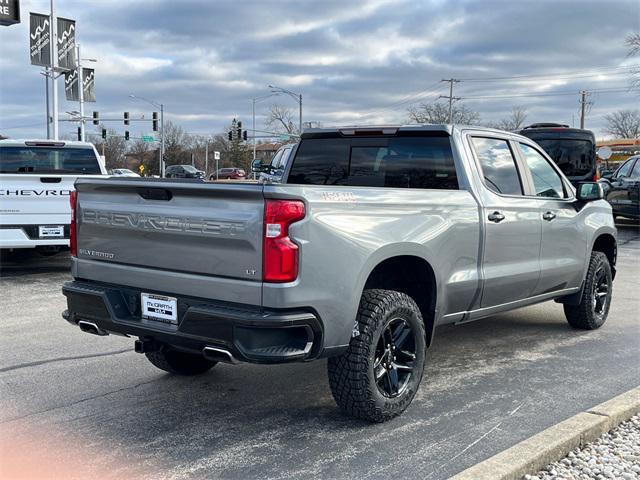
62;125;616;422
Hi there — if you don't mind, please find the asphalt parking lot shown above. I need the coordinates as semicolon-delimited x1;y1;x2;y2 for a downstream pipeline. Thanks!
1;223;638;480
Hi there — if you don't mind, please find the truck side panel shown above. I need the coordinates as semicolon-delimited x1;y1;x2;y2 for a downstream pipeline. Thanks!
262;184;481;349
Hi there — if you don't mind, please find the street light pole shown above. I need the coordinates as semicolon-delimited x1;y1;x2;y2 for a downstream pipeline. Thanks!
76;44;84;141
50;0;59;140
160;103;165;177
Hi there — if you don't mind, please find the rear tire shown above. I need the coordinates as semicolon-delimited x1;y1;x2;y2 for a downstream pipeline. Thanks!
564;251;612;330
327;289;426;422
145;346;217;375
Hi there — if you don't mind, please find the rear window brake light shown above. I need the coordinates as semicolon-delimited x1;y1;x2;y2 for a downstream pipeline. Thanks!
24;141;66;147
339;128;398;136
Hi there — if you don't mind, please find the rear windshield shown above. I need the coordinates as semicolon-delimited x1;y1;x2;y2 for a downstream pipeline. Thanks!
0;146;101;174
524;138;595;177
287;135;458;190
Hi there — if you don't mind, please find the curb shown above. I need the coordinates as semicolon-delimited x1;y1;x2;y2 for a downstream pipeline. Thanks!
450;386;640;480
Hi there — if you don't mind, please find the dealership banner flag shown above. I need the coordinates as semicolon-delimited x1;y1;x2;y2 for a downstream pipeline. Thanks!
0;0;21;26
64;68;78;101
29;12;50;66
83;68;95;102
57;17;75;69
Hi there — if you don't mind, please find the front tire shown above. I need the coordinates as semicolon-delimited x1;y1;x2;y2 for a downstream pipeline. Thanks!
145;346;217;375
327;289;426;422
564;251;613;330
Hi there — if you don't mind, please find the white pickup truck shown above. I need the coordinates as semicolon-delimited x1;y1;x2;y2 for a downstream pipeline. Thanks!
0;139;107;254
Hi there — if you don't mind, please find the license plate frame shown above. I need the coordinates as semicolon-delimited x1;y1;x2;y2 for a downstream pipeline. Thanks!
38;225;64;238
141;293;178;325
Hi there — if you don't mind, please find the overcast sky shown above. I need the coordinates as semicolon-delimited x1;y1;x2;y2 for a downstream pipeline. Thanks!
0;0;638;140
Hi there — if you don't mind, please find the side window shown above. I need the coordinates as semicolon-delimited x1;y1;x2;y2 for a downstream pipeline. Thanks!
287;136;458;189
616;159;634;179
471;137;523;195
631;160;640;179
519;143;567;199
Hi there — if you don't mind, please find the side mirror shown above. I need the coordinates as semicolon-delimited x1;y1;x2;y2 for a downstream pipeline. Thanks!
576;182;604;202
251;159;263;173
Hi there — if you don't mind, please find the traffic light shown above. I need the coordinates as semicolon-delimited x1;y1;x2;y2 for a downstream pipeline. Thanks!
242;130;247;141
124;112;130;126
92;111;99;125
124;131;130;141
228;130;233;141
152;112;158;132
236;121;242;140
77;127;82;141
101;128;107;139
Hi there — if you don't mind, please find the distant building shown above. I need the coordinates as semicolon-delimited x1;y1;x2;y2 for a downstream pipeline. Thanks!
596;139;640;165
254;142;282;162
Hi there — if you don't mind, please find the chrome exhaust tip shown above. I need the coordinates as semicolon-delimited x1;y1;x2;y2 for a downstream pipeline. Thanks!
77;320;109;336
203;346;239;364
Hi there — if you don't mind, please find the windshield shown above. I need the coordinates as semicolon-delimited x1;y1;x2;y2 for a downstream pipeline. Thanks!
529;138;595;177
0;146;101;174
183;165;198;173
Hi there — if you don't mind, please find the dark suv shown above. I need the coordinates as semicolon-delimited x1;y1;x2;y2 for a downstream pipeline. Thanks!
165;165;204;179
518;123;597;186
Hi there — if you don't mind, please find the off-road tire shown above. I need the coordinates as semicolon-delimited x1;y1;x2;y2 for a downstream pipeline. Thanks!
564;251;612;330
327;289;426;422
145;347;217;375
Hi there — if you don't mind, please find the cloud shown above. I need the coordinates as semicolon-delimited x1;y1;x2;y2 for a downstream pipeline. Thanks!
0;0;638;140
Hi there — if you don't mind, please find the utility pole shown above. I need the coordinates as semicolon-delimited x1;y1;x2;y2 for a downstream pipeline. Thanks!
439;78;461;124
579;90;588;129
50;0;59;140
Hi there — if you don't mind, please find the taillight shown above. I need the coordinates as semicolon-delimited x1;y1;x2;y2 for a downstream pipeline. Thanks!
69;190;77;257
263;199;305;283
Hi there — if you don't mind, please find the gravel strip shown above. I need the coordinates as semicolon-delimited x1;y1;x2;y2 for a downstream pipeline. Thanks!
525;414;640;480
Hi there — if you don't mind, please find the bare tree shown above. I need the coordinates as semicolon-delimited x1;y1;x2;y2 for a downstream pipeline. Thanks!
163;121;190;165
407;101;480;125
91;127;127;169
626;33;640;91
486;106;528;131
603;109;640;139
265;104;298;135
128;138;153;175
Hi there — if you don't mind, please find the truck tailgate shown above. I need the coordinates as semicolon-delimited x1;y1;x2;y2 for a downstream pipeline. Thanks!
74;178;264;303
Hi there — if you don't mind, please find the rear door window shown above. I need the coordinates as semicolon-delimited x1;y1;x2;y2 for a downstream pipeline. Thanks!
287;135;458;190
470;137;523;195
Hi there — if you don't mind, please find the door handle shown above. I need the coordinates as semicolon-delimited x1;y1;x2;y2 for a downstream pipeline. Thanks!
543;211;556;221
487;211;505;223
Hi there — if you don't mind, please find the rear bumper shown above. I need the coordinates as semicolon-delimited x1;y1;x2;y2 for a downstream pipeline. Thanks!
0;225;70;248
62;280;324;364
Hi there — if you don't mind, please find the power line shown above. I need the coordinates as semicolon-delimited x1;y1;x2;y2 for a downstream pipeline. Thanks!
461;87;635;100
365;80;444;116
459;65;638;82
